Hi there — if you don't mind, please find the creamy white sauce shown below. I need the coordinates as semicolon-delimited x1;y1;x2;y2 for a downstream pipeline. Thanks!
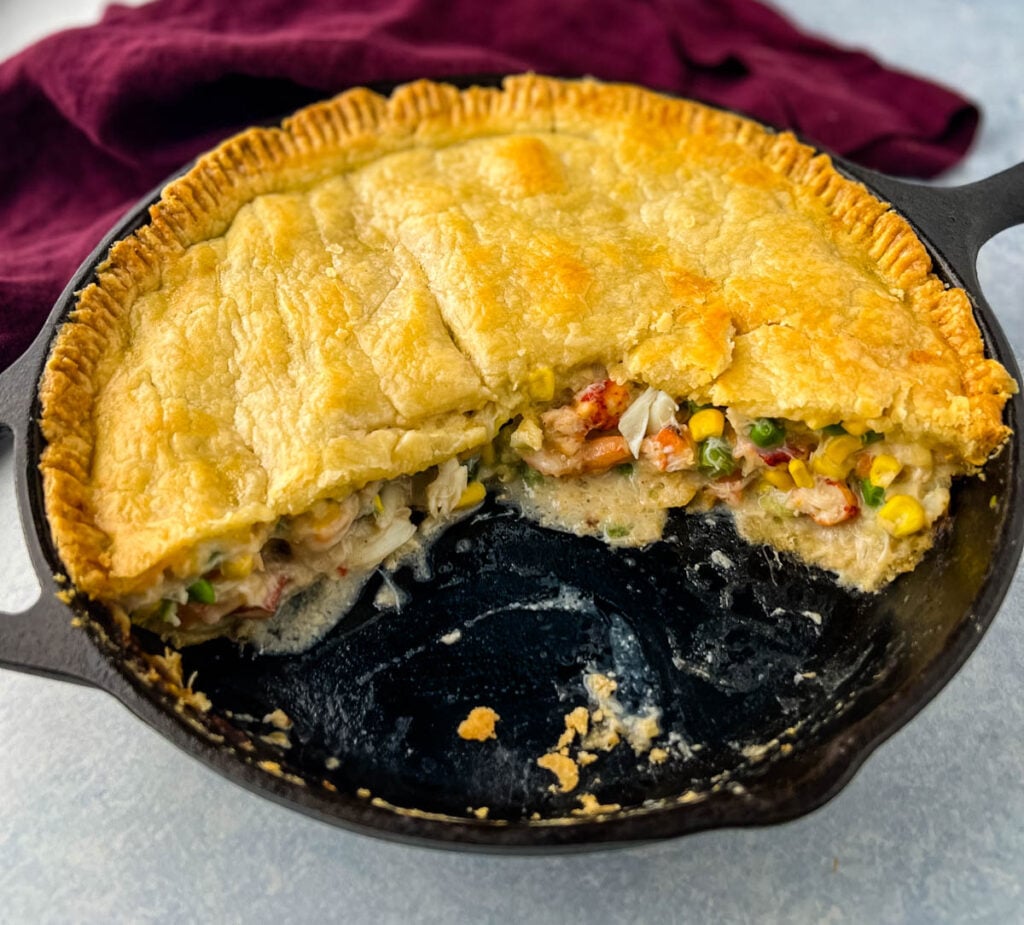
233;503;482;654
235;568;372;654
501;467;700;548
373;572;409;612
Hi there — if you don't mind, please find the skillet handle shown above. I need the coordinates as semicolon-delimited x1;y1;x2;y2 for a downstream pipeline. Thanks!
0;343;111;690
853;160;1024;292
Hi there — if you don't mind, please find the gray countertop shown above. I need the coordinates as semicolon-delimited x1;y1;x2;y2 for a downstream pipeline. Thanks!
1;1;1021;922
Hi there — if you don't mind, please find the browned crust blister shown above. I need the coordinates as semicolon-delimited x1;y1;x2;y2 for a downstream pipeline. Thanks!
38;75;1016;599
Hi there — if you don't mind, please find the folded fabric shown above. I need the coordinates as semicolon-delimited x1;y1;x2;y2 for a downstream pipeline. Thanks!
0;0;979;371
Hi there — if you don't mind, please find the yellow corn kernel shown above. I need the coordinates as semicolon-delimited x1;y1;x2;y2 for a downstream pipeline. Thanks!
824;434;862;463
811;458;848;480
526;366;555;402
788;458;815;489
761;467;795;491
876;494;927;537
841;420;870;436
510;418;544;452
372;493;385;516
868;454;902;488
688;408;725;442
456;481;486;509
811;435;862;479
220;554;254;580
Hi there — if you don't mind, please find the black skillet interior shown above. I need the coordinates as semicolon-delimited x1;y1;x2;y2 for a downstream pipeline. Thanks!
2;76;1022;849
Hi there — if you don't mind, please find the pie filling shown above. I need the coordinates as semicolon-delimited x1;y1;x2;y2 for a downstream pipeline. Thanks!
129;373;956;645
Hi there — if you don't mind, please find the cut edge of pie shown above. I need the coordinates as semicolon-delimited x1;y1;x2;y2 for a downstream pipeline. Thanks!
37;74;1016;629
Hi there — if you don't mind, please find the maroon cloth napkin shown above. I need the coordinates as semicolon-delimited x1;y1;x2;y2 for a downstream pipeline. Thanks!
0;0;979;371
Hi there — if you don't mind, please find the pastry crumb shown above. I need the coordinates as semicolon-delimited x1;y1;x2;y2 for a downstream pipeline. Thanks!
555;706;590;750
537;752;580;793
587;672;618;700
260;731;291;748
263;708;293;730
143;647;212;713
571;793;621;816
533;670;664;802
582;672;661;755
457;706;500;741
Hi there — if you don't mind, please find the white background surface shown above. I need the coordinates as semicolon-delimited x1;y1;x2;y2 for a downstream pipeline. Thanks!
1;2;1022;922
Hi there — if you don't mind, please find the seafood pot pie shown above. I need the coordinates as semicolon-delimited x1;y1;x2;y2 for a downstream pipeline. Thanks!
39;76;1016;648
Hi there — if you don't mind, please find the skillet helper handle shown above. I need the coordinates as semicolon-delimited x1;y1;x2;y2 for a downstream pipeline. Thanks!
0;597;108;689
860;160;1024;289
0;345;110;689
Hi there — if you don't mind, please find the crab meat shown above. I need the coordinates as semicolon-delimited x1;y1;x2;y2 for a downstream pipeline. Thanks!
787;478;859;526
538;405;589;457
640;426;696;472
704;473;753;506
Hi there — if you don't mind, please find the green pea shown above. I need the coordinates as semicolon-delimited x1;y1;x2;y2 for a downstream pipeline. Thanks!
521;465;544;487
749;417;785;448
860;479;885;507
187;578;216;604
698;436;736;478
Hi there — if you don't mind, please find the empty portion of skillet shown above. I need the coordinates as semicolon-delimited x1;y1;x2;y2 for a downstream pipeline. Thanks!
170;493;915;821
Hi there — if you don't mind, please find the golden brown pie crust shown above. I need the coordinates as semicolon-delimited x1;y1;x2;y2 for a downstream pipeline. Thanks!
38;75;1016;602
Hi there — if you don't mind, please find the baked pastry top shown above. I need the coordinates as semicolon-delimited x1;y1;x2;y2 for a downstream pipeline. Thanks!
39;75;1015;608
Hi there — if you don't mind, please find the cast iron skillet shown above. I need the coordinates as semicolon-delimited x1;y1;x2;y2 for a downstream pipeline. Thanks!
0;77;1022;851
